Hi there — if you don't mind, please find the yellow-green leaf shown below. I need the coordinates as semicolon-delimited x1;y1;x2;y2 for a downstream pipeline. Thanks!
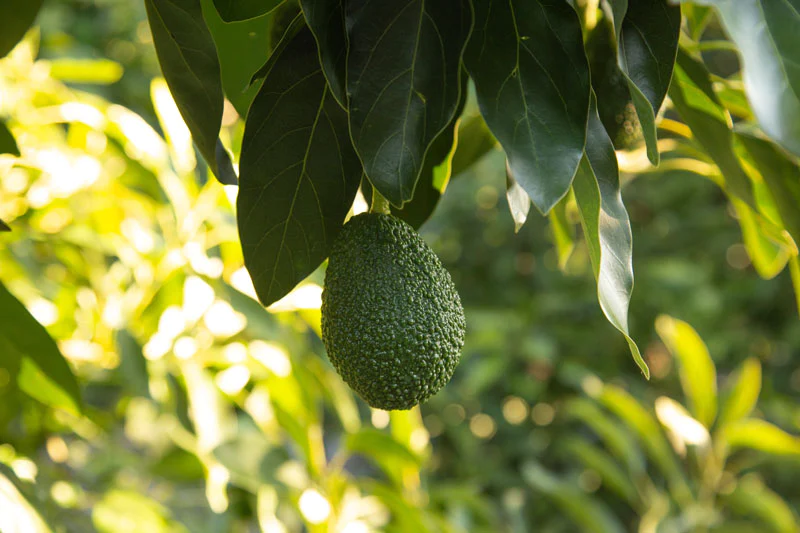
722;419;800;457
718;358;761;428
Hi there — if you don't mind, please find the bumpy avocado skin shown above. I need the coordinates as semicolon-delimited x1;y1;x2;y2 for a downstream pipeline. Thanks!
321;213;466;410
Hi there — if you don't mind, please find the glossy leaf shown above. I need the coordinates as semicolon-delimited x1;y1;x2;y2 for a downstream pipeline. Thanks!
238;26;362;307
0;120;20;156
718;358;761;428
655;315;717;428
572;96;646;377
523;462;626;533
722;419;800;457
669;49;755;208
0;282;81;415
693;0;800;157
212;0;283;22
615;0;681;165
346;0;471;207
466;0;589;214
145;0;236;185
299;0;348;107
0;0;42;58
737;131;800;246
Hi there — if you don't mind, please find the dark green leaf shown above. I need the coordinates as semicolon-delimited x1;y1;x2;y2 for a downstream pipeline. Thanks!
248;11;305;85
346;0;471;206
299;0;348;107
0;120;20;156
465;0;590;214
737;131;800;246
669;49;755;208
212;0;283;22
115;330;150;399
0;0;42;58
238;26;362;307
616;0;680;165
201;0;276;115
0;281;81;415
572;95;646;378
145;0;236;185
693;0;800;157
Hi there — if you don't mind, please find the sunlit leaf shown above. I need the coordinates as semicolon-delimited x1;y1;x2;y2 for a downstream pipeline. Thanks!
465;0;590;214
669;49;755;208
0;467;52;533
0;120;20;156
238;26;362;307
505;162;530;233
0;282;80;415
145;0;237;185
722;419;800;457
549;193;575;271
733;198;793;280
212;0;283;22
347;0;471;206
48;58;123;84
691;0;800;157
572;96;645;377
790;255;800;316
599;385;691;501
0;0;42;58
717;358;761;430
93;490;186;533
655;315;717;428
450;112;496;178
523;462;626;533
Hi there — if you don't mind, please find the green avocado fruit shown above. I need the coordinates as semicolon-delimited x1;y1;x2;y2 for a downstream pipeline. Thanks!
321;213;466;411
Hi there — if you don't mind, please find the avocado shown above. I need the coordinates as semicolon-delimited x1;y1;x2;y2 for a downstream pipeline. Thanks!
321;213;465;410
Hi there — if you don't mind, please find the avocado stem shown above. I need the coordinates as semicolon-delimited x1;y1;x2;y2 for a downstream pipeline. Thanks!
370;186;392;215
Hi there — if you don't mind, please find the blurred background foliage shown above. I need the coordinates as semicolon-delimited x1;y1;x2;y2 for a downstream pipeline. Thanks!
0;2;799;532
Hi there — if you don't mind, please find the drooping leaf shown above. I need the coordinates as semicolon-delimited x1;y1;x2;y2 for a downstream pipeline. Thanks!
572;95;646;377
614;0;681;165
669;49;755;208
299;0;348;107
722;419;800;457
733;198;793;280
549;193;576;271
0;282;81;415
655;315;717;428
465;0;590;214
737;131;800;246
505;162;530;233
212;0;283;22
718;358;761;428
201;0;277;115
0;0;42;58
346;0;471;207
523;462;626;533
790;255;800;316
145;0;236;185
238;26;362;307
0;120;21;156
692;0;800;157
248;12;306;85
387;77;467;229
